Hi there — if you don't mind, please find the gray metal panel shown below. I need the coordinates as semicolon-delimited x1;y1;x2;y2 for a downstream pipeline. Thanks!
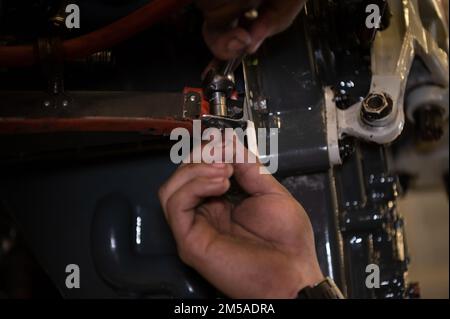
248;19;330;175
0;155;212;298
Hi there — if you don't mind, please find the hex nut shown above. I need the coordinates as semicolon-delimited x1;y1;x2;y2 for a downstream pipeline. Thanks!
361;93;393;123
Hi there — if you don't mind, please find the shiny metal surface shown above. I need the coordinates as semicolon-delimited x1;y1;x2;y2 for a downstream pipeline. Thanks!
335;0;449;144
244;0;417;298
0;156;213;298
91;193;211;297
0;0;437;299
244;18;330;176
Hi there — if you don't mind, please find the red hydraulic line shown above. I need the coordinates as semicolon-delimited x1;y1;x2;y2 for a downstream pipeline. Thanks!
0;0;193;67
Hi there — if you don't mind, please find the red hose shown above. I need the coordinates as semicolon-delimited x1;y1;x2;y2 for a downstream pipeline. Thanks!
0;0;193;67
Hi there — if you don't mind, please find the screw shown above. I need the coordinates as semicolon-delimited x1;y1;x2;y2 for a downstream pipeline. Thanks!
43;100;51;107
245;9;259;20
339;137;355;160
414;105;445;142
361;93;393;123
254;98;267;111
62;100;69;107
189;94;197;103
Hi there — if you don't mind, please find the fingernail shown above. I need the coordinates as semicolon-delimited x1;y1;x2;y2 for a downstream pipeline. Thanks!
226;165;234;177
210;177;225;183
212;163;226;168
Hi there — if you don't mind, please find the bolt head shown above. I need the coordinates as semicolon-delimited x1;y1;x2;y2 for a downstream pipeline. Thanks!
414;105;445;142
362;93;393;123
339;137;355;160
255;99;267;111
245;9;259;20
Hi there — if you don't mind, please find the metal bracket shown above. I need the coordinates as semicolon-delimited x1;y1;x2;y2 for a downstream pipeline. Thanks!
36;37;71;110
332;0;449;145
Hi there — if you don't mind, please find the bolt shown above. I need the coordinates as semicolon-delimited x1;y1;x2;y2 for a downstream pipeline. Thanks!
361;93;393;123
245;9;259;20
62;100;69;107
189;94;197;103
414;105;445;142
43;100;51;107
339;137;356;160
254;98;267;111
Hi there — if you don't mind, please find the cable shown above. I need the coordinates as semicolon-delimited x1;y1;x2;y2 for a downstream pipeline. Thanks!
0;0;193;67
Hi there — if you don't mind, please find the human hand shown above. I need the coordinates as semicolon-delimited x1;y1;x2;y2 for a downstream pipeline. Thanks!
158;151;323;298
196;0;307;60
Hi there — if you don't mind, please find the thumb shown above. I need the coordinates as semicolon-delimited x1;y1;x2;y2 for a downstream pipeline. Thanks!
203;24;252;60
165;176;230;242
231;141;287;196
